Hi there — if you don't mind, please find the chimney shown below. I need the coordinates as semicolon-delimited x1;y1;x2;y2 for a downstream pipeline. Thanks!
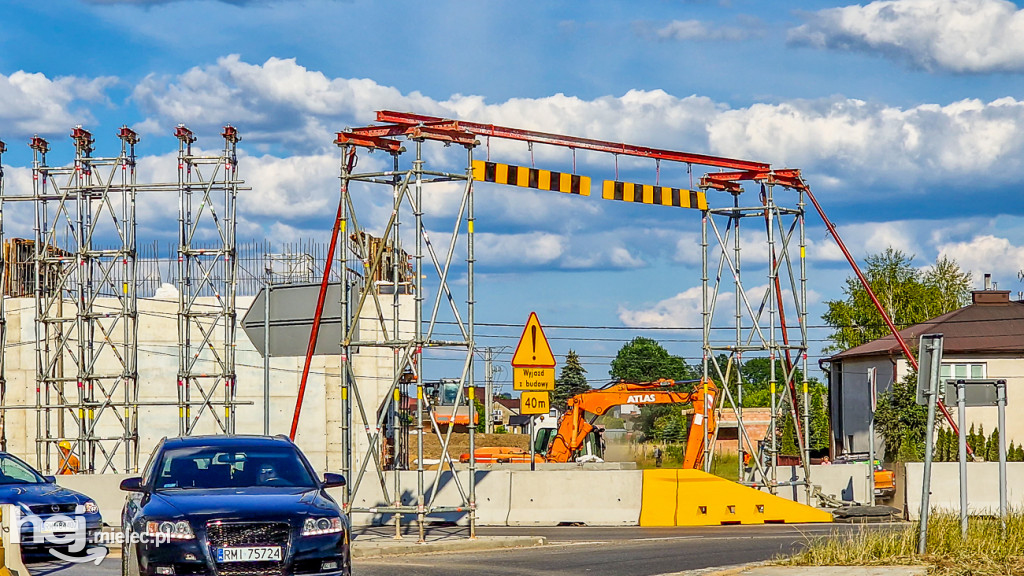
972;290;1011;305
984;273;992;290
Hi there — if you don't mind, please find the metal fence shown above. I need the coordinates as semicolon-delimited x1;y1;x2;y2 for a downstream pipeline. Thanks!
4;239;344;299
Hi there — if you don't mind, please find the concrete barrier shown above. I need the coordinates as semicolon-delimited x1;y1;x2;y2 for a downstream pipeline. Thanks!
55;474;132;528
905;462;1024;520
401;470;511;526
337;470;512;527
506;470;643;526
1;504;30;576
775;464;872;505
640;469;833;526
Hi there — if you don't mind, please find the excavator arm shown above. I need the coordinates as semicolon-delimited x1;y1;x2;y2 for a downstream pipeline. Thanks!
545;378;718;467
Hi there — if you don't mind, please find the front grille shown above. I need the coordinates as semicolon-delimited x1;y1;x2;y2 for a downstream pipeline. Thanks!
207;522;290;547
207;522;290;576
29;503;78;514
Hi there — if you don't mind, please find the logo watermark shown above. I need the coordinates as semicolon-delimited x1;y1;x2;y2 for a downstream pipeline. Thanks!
10;506;169;564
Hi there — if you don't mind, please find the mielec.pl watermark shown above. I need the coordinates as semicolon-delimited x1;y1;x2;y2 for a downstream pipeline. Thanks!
10;505;169;564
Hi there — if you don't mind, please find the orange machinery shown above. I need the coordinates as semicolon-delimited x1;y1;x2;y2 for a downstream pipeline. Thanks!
461;378;718;467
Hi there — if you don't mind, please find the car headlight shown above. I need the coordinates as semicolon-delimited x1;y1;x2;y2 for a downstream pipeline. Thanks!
302;517;344;536
84;501;99;514
145;520;195;540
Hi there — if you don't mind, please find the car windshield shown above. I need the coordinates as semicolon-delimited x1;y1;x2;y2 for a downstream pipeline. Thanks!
153;445;317;490
0;454;46;485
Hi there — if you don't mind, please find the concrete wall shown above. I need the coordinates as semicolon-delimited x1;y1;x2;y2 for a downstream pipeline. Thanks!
905;462;1024;520
3;294;410;477
55;474;132;528
775;464;872;505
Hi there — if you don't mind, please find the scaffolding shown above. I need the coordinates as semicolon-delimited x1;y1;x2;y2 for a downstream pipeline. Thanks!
324;121;482;541
175;125;242;436
699;172;812;498
8;126;143;473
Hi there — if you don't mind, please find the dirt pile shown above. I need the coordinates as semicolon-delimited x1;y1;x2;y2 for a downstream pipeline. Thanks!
408;433;530;460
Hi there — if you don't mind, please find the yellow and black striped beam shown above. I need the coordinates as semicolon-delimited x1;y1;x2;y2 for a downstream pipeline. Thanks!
602;181;708;210
472;160;591;196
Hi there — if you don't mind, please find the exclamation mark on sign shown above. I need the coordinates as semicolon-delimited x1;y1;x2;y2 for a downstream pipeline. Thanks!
531;326;537;361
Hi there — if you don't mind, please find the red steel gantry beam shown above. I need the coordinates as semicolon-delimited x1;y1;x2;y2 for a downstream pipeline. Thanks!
376;110;769;172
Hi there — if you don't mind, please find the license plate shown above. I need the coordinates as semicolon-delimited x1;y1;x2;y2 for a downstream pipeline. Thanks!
216;546;282;563
42;519;79;533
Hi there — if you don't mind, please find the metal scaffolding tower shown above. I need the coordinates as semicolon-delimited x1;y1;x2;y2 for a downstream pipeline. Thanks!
16;126;142;473
698;175;812;498
175;125;242;436
329;122;481;542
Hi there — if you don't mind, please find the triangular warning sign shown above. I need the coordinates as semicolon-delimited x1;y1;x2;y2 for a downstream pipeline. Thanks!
511;312;556;368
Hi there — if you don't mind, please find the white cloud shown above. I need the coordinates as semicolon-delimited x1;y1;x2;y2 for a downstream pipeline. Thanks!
132;55;440;152
651;19;752;42
134;56;1024;191
474;232;565;266
708;96;1024;185
241;152;338;218
0;71;115;136
619;285;708;328
936;234;1024;283
789;0;1024;73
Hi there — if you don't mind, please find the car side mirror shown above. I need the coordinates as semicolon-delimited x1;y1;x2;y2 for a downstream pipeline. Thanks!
119;477;145;492
322;473;346;488
44;475;57;484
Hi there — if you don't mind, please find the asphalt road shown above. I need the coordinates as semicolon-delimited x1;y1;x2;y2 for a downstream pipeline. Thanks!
21;523;899;576
356;524;881;576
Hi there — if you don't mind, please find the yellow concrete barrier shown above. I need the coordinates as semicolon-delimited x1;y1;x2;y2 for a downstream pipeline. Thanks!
640;469;833;526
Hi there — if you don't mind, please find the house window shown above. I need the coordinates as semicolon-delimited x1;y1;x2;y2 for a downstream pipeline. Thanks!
940;363;986;380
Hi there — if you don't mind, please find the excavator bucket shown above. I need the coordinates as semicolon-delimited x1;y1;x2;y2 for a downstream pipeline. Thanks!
639;469;833;526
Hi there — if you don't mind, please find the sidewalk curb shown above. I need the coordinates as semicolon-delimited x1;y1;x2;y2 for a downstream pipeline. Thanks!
352;535;547;559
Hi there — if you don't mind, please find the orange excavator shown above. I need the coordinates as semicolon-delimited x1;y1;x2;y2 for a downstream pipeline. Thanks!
461;378;718;467
545;378;718;466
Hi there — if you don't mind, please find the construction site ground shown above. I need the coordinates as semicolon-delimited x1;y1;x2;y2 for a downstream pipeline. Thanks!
409;433;531;461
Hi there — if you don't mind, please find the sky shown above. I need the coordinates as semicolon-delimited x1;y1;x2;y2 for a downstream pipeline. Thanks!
2;0;1024;393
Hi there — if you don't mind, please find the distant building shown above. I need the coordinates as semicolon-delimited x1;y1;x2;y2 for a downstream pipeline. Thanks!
491;397;520;428
824;290;1024;457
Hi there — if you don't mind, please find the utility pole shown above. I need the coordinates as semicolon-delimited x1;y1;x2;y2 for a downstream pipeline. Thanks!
484;349;494;434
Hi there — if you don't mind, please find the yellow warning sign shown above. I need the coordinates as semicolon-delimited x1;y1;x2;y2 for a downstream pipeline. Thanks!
520;391;551;415
511;312;556;368
513;367;555;391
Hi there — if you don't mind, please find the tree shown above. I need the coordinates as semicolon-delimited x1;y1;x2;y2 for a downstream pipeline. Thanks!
552;350;590;410
610;337;697;442
875;371;929;461
986;428;1000;462
822;249;972;352
609;337;697;383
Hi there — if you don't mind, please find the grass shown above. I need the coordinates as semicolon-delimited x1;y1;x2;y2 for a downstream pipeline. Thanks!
783;513;1024;576
628;443;741;481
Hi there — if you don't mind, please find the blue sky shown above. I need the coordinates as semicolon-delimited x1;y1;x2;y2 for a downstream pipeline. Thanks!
2;0;1024;390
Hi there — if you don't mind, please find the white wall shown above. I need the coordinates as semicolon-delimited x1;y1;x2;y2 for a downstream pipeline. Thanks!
2;294;412;476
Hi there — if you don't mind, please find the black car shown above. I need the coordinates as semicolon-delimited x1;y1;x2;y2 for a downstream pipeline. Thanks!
120;435;350;576
0;451;102;547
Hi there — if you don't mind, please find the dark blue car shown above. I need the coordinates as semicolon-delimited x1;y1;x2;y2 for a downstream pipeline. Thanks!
0;451;102;547
120;435;350;576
